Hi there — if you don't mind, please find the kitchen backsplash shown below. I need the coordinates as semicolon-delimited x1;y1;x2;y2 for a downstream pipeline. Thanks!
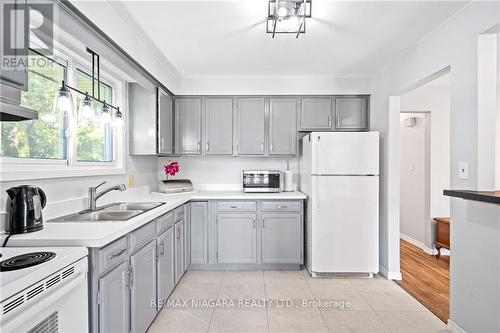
157;156;299;191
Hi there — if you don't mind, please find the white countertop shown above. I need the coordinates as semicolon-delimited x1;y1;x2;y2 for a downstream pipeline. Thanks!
4;191;306;248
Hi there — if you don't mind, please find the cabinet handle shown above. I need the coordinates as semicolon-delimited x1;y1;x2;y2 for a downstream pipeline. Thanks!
328;116;332;127
206;142;209;152
160;241;165;256
197;142;201;151
336;114;340;127
108;249;126;259
253;217;256;229
261;143;264;152
277;205;288;209
263;219;265;228
129;268;133;287
270;143;273;152
161;138;165;150
230;205;239;209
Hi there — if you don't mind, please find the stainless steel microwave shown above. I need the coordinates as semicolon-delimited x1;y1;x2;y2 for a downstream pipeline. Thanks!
242;170;282;193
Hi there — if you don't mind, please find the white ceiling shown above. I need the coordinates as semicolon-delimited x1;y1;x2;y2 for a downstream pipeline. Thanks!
111;0;469;78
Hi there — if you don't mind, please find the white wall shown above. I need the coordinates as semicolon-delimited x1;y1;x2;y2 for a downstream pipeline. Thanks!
157;156;298;191
370;1;500;330
401;85;451;219
399;113;430;247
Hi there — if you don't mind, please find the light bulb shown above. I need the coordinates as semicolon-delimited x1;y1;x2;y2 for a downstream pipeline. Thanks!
54;81;75;117
277;6;287;19
100;103;111;126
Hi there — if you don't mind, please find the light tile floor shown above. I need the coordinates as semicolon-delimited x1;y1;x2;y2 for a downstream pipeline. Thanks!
148;270;448;333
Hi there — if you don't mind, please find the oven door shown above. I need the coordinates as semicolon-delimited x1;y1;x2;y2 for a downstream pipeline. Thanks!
1;258;88;333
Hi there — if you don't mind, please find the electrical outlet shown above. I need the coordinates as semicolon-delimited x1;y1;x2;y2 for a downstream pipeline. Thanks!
458;161;469;180
409;162;415;171
127;175;135;187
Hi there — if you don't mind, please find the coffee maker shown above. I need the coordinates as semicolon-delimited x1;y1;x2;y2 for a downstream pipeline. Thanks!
6;185;47;234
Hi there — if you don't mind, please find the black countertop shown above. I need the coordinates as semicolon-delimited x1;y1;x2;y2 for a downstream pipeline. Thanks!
443;190;500;205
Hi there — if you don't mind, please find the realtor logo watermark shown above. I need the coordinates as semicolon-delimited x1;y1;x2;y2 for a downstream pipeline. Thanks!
2;1;54;70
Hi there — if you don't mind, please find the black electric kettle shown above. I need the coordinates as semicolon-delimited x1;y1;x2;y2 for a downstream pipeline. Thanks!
6;185;47;234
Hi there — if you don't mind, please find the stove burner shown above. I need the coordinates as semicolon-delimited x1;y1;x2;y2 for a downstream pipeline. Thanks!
0;252;56;271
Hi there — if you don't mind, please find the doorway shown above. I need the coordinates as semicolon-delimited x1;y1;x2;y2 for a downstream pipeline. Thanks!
396;74;451;322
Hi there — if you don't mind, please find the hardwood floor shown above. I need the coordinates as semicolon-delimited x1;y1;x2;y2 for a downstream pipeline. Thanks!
396;239;450;323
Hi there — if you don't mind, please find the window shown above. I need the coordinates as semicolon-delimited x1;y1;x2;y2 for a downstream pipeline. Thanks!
75;69;113;162
1;47;124;181
1;50;67;159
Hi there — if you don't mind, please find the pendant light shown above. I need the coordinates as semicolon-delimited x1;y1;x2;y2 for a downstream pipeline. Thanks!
55;80;75;117
100;101;111;126
111;108;124;128
78;92;95;125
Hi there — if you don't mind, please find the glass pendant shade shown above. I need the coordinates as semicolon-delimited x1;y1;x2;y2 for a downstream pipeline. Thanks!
100;102;111;126
78;93;95;125
55;81;75;117
111;109;124;128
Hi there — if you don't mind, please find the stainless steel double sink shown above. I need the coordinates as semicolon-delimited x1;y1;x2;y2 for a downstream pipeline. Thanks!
49;202;165;223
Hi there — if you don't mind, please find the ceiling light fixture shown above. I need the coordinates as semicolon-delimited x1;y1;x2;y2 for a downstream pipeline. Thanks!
267;0;312;38
56;47;123;128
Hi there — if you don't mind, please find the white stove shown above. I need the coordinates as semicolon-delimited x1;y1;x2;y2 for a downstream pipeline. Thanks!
0;247;89;333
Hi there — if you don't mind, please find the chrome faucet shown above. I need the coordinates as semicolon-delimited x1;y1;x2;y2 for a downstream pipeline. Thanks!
88;181;126;211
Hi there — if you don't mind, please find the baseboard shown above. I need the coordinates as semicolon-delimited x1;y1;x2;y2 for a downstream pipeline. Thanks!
379;265;402;280
400;233;450;256
448;319;467;333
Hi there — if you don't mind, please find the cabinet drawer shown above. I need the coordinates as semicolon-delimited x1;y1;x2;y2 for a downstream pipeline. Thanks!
174;206;185;222
130;222;156;252
157;211;174;235
262;201;301;212
216;201;257;212
98;237;128;274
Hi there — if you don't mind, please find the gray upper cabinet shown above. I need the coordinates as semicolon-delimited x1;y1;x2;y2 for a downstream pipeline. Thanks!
269;98;297;155
130;240;157;333
174;221;185;284
157;227;175;305
190;202;208;264
0;0;28;90
217;214;257;264
262;214;302;264
300;98;333;130
236;98;266;155
205;98;233;155
98;261;129;333
175;98;202;154
334;96;369;130
158;89;173;155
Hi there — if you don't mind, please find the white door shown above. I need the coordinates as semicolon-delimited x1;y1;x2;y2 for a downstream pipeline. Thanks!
311;175;379;273
311;132;379;175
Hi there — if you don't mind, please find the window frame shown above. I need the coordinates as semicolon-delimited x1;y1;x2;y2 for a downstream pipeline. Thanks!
0;41;126;181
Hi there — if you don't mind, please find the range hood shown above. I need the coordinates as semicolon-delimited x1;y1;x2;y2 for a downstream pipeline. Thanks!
0;84;38;121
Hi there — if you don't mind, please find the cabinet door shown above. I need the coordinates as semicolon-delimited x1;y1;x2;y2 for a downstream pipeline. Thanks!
269;98;297;155
217;214;257;264
157;227;175;306
158;89;173;154
190;202;208;264
175;98;202;154
184;203;191;270
98;261;129;333
174;221;185;284
0;0;28;90
300;98;333;130
236;98;266;155
205;98;233;155
130;240;157;333
262;214;302;264
334;97;369;130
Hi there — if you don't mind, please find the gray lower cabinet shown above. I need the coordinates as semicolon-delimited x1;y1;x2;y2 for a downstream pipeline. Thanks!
175;98;202;154
236;98;266;155
191;202;208;264
130;240;157;333
262;214;302;264
157;227;175;305
158;89;173;155
334;96;369;130
98;261;129;333
269;98;297;155
174;220;185;284
205;98;233;155
300;98;333;130
217;214;257;264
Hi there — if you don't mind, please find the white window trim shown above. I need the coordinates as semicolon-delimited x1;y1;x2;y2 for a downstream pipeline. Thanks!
0;40;126;182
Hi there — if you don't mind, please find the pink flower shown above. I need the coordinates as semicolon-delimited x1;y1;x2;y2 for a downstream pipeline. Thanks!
164;161;180;177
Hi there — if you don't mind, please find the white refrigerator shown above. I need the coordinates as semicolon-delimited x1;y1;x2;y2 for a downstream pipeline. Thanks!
299;131;379;275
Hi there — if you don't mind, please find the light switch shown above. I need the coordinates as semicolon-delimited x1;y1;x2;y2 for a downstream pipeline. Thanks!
128;175;135;187
458;161;469;180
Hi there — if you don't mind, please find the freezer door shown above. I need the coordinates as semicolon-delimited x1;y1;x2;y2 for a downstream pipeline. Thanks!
311;175;379;273
311;132;379;175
